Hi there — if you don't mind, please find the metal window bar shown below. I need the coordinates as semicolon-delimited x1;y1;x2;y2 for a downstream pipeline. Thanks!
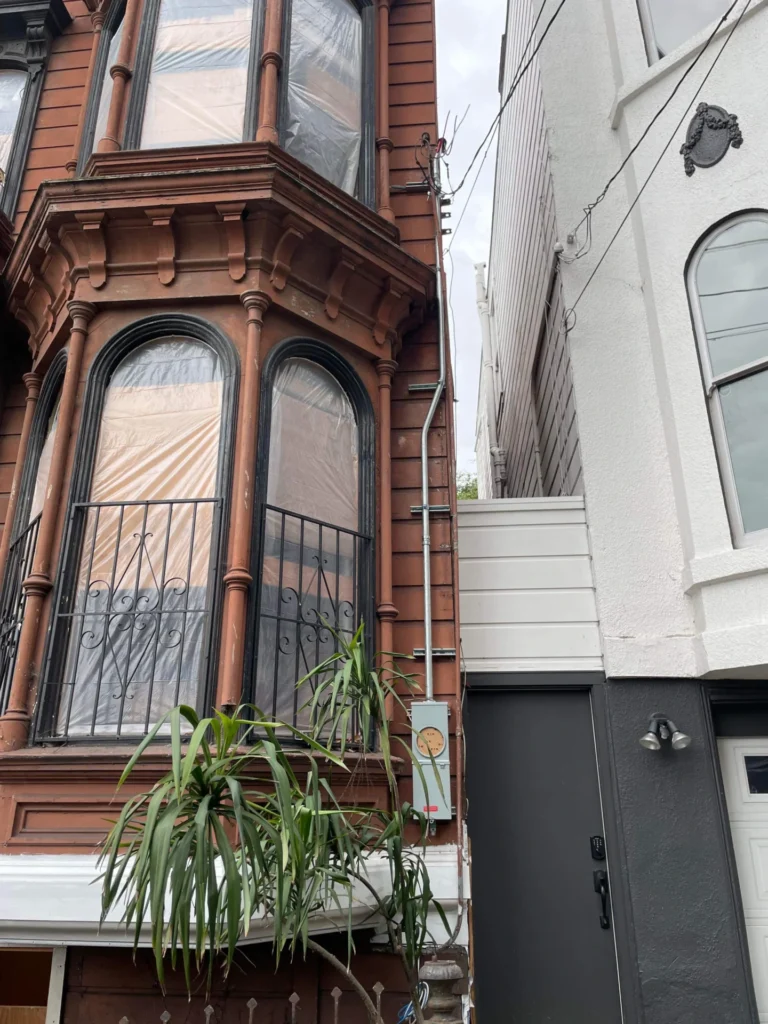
38;497;221;741
254;504;373;734
0;513;41;714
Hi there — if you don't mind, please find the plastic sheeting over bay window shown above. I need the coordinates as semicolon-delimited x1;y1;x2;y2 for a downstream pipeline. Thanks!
56;338;225;737
141;0;257;149
284;0;363;195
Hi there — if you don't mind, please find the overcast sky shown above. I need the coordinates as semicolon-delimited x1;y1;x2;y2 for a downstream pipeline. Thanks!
435;0;508;475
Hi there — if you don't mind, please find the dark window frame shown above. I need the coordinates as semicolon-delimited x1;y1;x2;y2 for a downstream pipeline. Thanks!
278;0;375;208
75;0;126;175
34;314;240;743
0;0;70;216
123;0;267;152
245;337;376;721
0;349;66;716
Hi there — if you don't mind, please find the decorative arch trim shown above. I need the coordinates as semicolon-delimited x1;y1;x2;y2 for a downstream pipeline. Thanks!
247;337;376;711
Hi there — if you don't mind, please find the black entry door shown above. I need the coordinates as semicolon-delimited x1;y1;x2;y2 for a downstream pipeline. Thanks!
466;689;622;1023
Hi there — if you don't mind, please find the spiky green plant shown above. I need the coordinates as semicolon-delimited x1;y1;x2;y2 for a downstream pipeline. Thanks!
99;636;448;1023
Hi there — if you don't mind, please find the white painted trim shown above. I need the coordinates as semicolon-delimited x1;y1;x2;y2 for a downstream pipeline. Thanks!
610;0;768;127
45;948;66;1024
0;847;468;949
458;497;586;513
684;544;768;592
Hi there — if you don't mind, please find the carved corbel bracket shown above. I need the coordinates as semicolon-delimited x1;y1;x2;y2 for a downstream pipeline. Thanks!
145;207;176;286
373;277;409;347
270;215;306;291
216;203;247;282
325;250;360;320
74;212;108;288
42;225;75;319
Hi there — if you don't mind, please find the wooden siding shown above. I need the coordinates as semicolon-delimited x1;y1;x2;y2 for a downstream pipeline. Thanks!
483;0;582;499
389;0;438;266
458;498;602;673
14;1;90;232
532;270;582;496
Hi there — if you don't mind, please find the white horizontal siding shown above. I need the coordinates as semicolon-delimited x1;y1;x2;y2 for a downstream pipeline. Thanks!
458;497;602;673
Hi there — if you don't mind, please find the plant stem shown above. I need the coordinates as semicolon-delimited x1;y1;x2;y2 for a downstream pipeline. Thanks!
306;938;382;1023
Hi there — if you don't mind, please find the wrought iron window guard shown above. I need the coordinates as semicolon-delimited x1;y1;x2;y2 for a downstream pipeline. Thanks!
0;513;41;715
37;497;221;741
252;504;373;733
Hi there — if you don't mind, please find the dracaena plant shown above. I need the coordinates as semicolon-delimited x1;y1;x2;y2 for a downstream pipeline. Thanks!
99;628;447;1024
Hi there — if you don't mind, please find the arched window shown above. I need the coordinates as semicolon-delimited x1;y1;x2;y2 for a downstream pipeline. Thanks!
0;70;27;194
0;355;65;715
251;343;374;726
689;213;768;545
39;321;238;740
282;0;373;198
638;0;730;63
128;0;263;151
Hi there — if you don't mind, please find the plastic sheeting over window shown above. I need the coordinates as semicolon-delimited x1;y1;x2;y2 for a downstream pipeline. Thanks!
284;0;362;194
141;0;255;150
93;14;125;149
30;396;60;522
59;338;224;737
255;358;360;723
0;71;27;193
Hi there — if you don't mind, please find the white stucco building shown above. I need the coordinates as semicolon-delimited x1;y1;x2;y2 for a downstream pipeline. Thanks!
464;2;768;1022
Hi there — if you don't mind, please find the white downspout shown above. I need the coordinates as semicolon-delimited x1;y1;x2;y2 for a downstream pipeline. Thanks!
475;262;506;497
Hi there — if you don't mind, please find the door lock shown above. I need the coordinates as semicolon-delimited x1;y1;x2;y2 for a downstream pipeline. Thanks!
593;869;611;930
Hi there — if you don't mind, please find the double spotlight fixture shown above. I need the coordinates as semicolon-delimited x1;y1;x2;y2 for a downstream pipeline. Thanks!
639;713;692;752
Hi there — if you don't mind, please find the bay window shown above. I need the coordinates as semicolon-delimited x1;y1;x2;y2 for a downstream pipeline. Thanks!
283;0;366;196
250;341;374;727
38;321;237;741
689;213;768;545
0;359;64;716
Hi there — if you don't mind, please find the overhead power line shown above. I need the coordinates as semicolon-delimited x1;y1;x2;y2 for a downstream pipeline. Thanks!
566;0;742;259
567;0;752;317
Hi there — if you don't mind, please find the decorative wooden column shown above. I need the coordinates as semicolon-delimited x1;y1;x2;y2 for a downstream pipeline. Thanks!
376;358;398;715
66;8;105;175
97;0;142;153
375;0;395;223
0;373;41;594
255;0;284;144
218;290;271;710
0;302;96;750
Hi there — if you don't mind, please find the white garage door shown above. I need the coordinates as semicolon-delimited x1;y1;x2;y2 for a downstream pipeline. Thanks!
719;738;768;1023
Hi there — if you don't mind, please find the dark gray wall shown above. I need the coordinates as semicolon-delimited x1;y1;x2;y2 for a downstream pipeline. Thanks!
602;679;757;1023
466;674;759;1024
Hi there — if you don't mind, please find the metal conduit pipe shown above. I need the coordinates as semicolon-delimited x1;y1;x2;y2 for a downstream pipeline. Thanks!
421;217;447;702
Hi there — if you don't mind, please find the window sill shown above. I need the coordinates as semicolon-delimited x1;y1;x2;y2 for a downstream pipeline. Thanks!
610;0;768;129
0;742;402;787
683;542;768;593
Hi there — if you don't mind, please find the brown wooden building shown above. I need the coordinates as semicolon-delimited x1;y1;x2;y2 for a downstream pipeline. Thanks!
0;0;463;1018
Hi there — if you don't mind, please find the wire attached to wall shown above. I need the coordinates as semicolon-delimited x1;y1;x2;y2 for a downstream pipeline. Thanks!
563;0;753;323
560;0;743;264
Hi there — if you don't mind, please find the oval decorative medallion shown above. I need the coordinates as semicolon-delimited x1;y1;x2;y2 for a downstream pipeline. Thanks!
681;103;743;176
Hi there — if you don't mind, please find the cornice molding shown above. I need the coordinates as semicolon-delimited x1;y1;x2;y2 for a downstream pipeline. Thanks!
0;0;70;36
4;144;435;359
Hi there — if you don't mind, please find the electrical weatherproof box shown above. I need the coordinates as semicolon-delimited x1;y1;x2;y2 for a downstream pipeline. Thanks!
411;700;452;821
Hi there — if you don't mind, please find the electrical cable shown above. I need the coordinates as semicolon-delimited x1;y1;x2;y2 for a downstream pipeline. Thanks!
566;0;752;318
443;0;568;200
445;120;499;255
564;0;742;259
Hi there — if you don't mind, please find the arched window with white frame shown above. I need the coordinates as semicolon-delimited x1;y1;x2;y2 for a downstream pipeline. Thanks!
689;213;768;545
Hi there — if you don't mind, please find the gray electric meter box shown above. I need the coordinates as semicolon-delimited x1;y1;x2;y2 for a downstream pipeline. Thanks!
411;700;452;821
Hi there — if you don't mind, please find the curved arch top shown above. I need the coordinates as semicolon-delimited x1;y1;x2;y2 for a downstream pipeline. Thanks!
687;210;768;546
68;313;240;505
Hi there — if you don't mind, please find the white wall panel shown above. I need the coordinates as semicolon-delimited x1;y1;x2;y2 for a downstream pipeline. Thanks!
458;498;601;672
